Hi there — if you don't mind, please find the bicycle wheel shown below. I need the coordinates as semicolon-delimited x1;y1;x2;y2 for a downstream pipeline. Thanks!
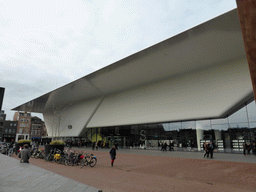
89;158;97;167
48;155;54;162
40;153;44;159
31;153;35;158
45;154;50;161
67;159;73;166
59;157;65;165
80;159;88;168
8;149;13;157
64;159;69;166
59;157;64;165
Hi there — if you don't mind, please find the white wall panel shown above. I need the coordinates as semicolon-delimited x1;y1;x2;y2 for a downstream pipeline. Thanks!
43;97;102;137
87;58;252;127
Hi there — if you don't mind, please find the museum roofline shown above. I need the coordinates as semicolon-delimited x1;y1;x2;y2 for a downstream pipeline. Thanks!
12;8;252;120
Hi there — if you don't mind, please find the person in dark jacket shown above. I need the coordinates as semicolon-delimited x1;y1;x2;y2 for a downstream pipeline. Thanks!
109;145;116;167
114;142;118;150
252;142;256;155
92;142;95;150
209;142;214;158
247;143;251;155
243;142;247;155
164;142;168;151
19;144;31;163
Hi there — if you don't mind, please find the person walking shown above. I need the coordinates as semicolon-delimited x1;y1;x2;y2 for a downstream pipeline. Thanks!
209;142;214;158
252;142;256;155
203;142;208;158
243;142;246;155
164;142;167;152
109;145;116;167
95;142;98;150
161;143;164;151
92;142;95;150
169;141;174;151
247;143;251;155
19;144;31;163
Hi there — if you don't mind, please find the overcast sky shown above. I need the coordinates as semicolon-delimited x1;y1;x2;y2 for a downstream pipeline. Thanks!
0;0;237;120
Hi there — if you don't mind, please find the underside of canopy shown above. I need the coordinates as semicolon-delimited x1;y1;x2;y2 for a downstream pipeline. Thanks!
12;9;254;137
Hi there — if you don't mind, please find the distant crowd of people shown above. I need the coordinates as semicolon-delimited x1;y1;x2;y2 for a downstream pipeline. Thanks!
203;142;214;158
159;142;174;151
65;140;111;150
243;142;256;155
91;140;111;150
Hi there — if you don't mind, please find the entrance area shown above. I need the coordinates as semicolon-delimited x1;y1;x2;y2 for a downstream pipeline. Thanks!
80;101;256;153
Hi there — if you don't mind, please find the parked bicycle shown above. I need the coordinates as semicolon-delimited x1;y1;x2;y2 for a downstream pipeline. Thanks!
45;148;57;162
80;153;97;168
32;148;97;168
65;150;83;166
8;147;14;157
35;149;45;159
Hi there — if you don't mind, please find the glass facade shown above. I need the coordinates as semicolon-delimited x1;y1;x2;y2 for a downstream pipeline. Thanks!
82;101;256;153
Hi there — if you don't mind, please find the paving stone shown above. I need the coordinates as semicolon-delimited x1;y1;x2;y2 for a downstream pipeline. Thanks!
21;188;55;192
0;154;99;192
45;184;63;191
76;183;90;188
69;186;88;192
85;186;101;192
33;174;60;188
0;181;17;187
0;186;26;192
54;180;78;192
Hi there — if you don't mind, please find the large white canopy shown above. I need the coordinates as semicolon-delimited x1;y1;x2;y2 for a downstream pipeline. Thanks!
13;9;253;137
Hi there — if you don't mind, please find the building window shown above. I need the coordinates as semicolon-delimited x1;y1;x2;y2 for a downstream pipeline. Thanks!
10;123;13;126
27;119;29;123
5;128;8;133
13;129;16;134
19;129;22;133
25;129;28;134
21;119;26;122
14;123;16;126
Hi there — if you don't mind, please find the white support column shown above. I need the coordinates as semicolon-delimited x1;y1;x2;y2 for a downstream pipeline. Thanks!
196;129;204;151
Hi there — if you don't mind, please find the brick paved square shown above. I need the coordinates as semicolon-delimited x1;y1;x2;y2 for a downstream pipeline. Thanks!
3;148;256;192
